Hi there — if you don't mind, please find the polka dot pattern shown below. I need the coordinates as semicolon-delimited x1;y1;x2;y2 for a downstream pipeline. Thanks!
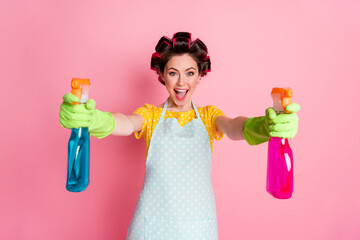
126;100;218;240
133;103;225;159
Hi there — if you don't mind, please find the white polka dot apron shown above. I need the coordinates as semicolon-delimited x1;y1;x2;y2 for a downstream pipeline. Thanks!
126;99;218;240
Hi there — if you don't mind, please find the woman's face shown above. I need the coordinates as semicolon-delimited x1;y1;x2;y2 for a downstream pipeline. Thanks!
160;54;200;111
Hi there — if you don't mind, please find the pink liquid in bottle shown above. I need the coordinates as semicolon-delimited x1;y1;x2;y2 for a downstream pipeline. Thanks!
267;87;294;199
267;137;293;199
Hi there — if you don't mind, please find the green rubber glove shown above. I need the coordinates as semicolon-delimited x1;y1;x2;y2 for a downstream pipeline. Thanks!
59;93;115;139
243;103;300;145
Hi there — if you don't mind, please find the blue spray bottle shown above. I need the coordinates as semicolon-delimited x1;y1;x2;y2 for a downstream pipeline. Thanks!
66;78;91;192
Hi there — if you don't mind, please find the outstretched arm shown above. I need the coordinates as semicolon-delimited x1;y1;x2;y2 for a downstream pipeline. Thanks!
215;115;248;140
60;93;145;138
214;103;300;145
110;113;144;136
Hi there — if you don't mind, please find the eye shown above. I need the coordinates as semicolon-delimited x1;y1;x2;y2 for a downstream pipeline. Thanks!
187;72;194;76
169;72;177;76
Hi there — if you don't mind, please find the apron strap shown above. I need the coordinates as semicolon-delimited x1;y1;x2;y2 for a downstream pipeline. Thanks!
160;98;169;121
192;101;201;119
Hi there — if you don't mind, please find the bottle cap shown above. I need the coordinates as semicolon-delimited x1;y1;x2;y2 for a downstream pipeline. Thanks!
71;78;91;105
271;87;292;113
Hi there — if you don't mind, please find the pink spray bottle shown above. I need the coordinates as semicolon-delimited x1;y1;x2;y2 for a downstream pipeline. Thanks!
266;88;294;199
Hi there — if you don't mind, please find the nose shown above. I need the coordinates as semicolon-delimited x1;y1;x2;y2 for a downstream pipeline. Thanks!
177;73;186;86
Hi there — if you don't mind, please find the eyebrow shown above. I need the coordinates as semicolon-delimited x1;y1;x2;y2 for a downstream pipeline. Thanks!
168;67;196;71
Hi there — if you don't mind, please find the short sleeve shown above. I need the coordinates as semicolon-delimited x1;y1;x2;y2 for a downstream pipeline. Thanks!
201;105;225;143
132;104;154;139
208;105;225;141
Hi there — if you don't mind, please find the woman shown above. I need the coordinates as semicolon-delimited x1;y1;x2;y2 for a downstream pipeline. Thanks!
60;32;300;239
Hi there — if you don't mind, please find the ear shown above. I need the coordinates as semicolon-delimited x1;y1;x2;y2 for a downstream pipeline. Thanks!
159;71;164;78
158;72;166;85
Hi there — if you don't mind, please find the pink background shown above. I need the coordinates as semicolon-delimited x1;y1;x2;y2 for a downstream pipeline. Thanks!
1;0;360;239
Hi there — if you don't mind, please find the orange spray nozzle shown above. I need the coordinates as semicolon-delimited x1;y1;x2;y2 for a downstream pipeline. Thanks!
71;78;91;105
271;87;293;113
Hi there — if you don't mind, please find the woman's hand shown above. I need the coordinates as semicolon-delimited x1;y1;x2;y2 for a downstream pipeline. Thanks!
265;103;300;139
59;93;115;139
241;103;300;145
59;93;96;129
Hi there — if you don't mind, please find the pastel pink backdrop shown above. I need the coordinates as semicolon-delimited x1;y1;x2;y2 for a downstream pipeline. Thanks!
1;0;359;239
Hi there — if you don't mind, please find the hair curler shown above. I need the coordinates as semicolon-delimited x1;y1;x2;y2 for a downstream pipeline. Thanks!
66;78;91;192
266;87;294;199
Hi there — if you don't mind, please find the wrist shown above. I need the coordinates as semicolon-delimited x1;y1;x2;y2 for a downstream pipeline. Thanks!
89;110;115;139
243;116;270;145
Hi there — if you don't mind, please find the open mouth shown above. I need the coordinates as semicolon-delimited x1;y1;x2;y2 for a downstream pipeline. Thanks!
174;89;189;100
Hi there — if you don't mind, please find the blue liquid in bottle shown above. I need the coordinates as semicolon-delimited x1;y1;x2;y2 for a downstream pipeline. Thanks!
66;127;90;192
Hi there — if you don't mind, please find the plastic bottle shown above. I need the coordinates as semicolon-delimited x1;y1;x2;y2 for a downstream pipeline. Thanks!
66;78;91;192
266;88;294;199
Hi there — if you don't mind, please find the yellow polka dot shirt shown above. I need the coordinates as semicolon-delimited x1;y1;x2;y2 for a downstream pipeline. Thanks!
133;104;225;157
